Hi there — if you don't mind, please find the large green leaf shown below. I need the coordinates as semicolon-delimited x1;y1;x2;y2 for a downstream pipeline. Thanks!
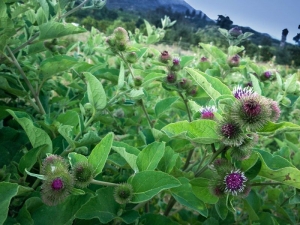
76;187;119;224
136;142;165;171
0;182;19;225
155;97;179;116
84;72;107;112
141;214;180;225
258;121;300;135
68;152;88;168
185;67;232;102
254;149;300;188
129;171;181;203
39;22;86;40
28;195;91;225
18;145;45;174
171;177;208;217
7;110;52;155
157;146;179;173
39;55;78;78
190;177;219;204
0;76;26;96
161;120;219;144
88;132;114;177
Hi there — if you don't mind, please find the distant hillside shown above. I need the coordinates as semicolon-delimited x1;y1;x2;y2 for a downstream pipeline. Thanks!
106;0;213;22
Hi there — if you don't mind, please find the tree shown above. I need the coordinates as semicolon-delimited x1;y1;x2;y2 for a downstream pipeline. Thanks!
216;15;233;29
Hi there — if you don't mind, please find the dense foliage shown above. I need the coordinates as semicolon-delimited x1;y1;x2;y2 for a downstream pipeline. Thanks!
1;1;300;224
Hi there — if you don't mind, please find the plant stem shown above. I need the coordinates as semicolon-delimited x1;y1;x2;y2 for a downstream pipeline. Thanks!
164;196;176;216
178;92;192;122
90;179;120;187
6;46;46;115
59;0;89;19
195;146;229;177
118;52;135;79
182;148;194;171
139;99;153;128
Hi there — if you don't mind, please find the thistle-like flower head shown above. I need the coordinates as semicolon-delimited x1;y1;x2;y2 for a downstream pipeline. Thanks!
269;100;281;122
228;54;240;67
160;50;171;63
166;73;177;83
173;57;180;65
232;95;271;131
224;169;247;195
263;71;272;79
231;133;258;160
41;172;74;206
72;162;94;188
218;117;245;146
114;183;133;204
232;86;256;99
41;154;69;175
199;105;217;119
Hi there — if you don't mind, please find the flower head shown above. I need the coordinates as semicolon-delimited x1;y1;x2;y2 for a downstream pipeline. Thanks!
229;27;243;38
269;100;281;122
231;133;258;160
160;50;171;63
72;162;94;188
224;169;247;195
166;73;177;83
232;95;271;131
263;71;272;79
114;183;133;204
41;172;74;206
200;106;217;119
41;154;69;175
171;57;181;71
218;117;245;146
173;57;180;65
200;56;208;62
233;86;256;99
228;54;240;67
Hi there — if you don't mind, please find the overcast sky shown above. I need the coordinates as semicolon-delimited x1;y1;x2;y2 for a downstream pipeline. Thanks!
184;0;300;44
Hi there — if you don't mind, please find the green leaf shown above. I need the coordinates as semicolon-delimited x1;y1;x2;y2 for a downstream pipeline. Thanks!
0;76;27;96
215;198;228;220
250;73;262;95
190;178;219;204
155;97;179;116
161;120;219;144
40;55;78;78
284;73;298;93
129;171;181;203
144;19;153;36
185;67;232;102
118;61;125;89
157;146;179;173
171;177;208;217
7;110;52;155
127;88;144;100
18;145;45;174
58;125;75;149
228;46;244;56
68;152;88;168
30;195;91;225
0;182;19;225
88;132;113;177
254;149;300;188
141;214;180;225
200;43;227;62
258;121;300;135
136;142;165;171
83;72;107;111
39;22;86;40
142;72;165;86
243;190;260;221
25;169;46;180
76;187;118;224
56;110;79;127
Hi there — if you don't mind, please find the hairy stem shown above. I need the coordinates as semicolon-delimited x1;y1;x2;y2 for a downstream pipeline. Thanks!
6;46;46;115
178;92;192;122
164;196;177;216
139;99;154;128
91;179;120;187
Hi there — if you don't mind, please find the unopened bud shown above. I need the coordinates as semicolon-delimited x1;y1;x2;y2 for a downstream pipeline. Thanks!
229;27;243;38
126;52;138;63
227;55;240;67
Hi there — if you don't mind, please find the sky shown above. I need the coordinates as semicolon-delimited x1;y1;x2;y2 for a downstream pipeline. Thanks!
184;0;300;44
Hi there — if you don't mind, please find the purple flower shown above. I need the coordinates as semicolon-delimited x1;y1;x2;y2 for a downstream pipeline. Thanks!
224;170;247;195
200;106;217;119
51;178;64;190
227;55;240;67
166;73;177;83
160;50;171;62
263;71;272;79
218;117;245;146
173;57;180;65
200;57;208;62
233;86;256;99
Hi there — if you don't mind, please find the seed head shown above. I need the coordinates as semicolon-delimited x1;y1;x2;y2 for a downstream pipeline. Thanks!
166;73;177;83
232;95;271;131
114;183;133;204
263;71;272;79
72;162;93;188
41;155;69;175
224;170;247;196
218;117;245;146
231;133;258;160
